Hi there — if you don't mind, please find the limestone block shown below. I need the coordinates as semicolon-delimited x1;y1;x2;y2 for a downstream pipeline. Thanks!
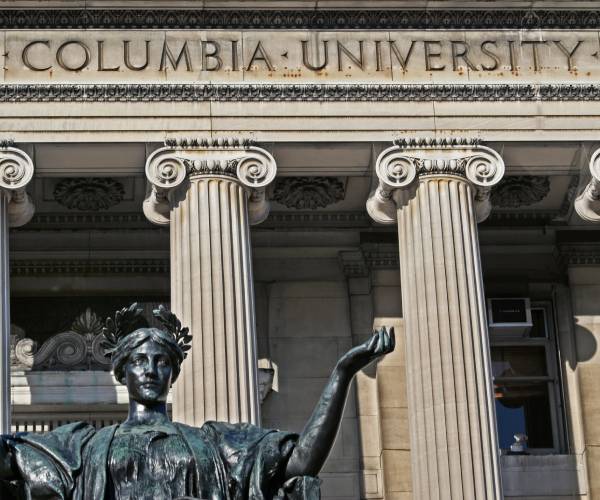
501;454;586;497
320;472;361;498
350;295;375;335
255;258;343;281
586;445;600;496
571;284;600;316
340;416;361;458
359;469;384;499
377;365;408;409
268;281;351;338
241;30;392;83
357;415;382;458
382;494;412;500
263;377;330;419
579;364;600;446
269;337;341;378
380;407;410;450
355;370;379;416
382;450;412;493
373;286;403;318
575;320;600;365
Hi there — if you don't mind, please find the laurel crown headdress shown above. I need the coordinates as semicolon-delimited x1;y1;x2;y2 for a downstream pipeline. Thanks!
100;303;192;359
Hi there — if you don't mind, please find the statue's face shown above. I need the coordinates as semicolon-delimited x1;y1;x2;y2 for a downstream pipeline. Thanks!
123;340;173;405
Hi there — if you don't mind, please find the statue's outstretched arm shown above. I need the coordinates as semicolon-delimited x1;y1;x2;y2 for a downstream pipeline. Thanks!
0;438;18;480
284;327;395;479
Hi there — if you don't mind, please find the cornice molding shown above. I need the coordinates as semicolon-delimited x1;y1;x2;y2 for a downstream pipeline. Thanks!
0;9;599;30
260;211;371;228
559;244;600;267
5;84;600;102
11;258;169;276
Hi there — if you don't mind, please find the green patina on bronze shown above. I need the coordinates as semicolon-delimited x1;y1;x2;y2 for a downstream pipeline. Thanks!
0;304;394;500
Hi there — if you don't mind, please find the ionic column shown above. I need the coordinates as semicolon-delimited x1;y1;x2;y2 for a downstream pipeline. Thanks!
0;146;35;433
144;139;276;426
367;139;504;500
574;148;600;222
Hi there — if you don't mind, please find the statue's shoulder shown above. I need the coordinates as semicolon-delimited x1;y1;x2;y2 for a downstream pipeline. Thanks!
20;421;97;444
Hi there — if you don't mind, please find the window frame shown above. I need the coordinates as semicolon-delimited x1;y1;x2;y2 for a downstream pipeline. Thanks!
489;300;566;454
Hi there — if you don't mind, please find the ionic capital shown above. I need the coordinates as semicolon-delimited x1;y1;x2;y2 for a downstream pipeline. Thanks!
367;138;505;224
0;147;35;227
143;138;277;226
574;148;600;222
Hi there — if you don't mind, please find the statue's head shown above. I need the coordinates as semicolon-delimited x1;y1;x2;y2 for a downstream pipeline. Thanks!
100;304;191;403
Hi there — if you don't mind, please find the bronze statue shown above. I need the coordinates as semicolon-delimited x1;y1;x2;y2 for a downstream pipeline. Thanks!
0;304;395;499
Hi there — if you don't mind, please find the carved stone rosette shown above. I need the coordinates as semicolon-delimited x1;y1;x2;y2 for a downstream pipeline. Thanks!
575;148;600;222
0;147;35;227
367;138;504;224
143;139;277;225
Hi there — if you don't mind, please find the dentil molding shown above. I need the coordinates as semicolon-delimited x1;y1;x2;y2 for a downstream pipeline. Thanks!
143;138;277;226
367;138;505;225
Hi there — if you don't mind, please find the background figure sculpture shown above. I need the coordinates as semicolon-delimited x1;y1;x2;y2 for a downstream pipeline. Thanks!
0;303;395;500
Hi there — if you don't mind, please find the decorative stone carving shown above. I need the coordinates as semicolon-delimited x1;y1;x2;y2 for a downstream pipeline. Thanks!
338;250;369;278
0;8;598;30
53;177;125;211
575;149;600;222
12;308;111;371
10;258;169;276
7;83;600;104
273;177;345;210
491;175;551;208
0;146;35;227
144;138;277;226
367;138;505;224
257;368;275;403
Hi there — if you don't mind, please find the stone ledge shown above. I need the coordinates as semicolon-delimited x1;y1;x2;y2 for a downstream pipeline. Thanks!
501;454;587;497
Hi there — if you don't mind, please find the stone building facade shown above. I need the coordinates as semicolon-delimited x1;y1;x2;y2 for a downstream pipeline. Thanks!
0;1;599;498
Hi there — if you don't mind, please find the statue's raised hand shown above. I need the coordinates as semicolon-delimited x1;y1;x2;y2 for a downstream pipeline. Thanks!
337;327;395;375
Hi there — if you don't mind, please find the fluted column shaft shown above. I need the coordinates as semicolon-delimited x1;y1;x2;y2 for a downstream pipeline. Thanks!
144;140;276;427
367;139;504;500
0;147;35;433
171;176;258;424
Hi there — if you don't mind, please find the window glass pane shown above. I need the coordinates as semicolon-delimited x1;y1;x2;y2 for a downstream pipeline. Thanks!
492;346;547;378
529;308;548;338
494;382;554;449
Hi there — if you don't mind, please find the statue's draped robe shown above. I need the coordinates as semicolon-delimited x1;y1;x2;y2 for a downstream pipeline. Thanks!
0;421;320;500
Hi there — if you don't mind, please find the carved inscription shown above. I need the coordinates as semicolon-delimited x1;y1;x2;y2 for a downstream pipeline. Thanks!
4;31;600;82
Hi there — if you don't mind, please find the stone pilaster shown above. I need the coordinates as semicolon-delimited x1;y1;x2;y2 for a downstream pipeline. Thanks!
367;138;504;500
0;146;35;433
144;139;276;426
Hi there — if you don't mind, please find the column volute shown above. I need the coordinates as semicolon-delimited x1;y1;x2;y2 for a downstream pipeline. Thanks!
143;138;276;226
367;138;505;225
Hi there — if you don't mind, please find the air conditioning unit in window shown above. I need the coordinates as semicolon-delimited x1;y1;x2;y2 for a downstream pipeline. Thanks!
487;298;533;337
